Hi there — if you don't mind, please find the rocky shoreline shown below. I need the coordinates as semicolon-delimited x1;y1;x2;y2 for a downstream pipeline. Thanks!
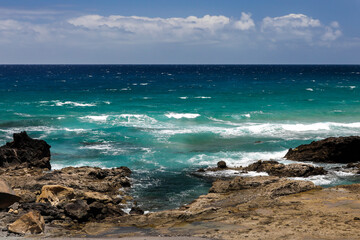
0;132;139;237
1;132;360;239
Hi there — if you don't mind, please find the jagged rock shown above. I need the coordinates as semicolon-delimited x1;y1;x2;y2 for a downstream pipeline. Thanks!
130;206;144;215
285;136;360;163
20;202;64;223
0;132;51;169
64;200;89;220
8;211;45;234
217;161;227;169
0;179;21;209
245;160;327;177
36;185;75;206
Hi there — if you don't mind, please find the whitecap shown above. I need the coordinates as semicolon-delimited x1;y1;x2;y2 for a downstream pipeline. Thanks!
14;113;32;117
199;170;269;178
188;150;288;168
79;114;158;128
53;101;96;107
179;97;188;99
194;96;211;99
165;113;200;119
79;115;109;122
306;88;314;91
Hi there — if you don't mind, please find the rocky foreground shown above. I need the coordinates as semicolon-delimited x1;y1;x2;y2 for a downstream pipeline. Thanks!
1;133;360;239
0;132;137;237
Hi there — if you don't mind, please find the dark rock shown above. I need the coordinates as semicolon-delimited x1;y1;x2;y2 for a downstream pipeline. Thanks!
285;136;360;163
245;160;327;177
217;161;227;169
64;200;89;220
130;206;144;215
0;132;51;169
0;179;21;209
197;168;205;172
88;202;106;220
20;202;64;223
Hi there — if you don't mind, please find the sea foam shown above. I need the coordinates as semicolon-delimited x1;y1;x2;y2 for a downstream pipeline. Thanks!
165;113;200;119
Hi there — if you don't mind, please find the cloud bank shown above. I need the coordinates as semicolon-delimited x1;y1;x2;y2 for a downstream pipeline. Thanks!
0;12;341;45
0;10;350;63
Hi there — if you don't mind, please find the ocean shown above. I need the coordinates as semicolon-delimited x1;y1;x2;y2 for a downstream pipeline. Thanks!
1;65;360;211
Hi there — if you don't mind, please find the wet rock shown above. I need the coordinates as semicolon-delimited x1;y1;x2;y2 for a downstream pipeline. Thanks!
285;136;360;163
245;160;327;177
64;200;89;220
130;206;144;215
217;161;227;169
36;185;75;206
0;179;21;209
0;131;51;169
8;211;45;234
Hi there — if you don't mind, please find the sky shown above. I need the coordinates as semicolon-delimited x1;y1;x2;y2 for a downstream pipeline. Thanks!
0;0;359;64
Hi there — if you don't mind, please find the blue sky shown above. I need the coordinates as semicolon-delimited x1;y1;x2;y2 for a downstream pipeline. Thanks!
0;0;359;64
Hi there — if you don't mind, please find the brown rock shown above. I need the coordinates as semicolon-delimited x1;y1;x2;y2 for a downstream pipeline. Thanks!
8;211;45;234
83;191;112;203
285;136;360;163
0;179;21;209
36;185;75;206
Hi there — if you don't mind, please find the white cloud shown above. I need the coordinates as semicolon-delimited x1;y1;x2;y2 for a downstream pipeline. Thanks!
261;13;341;43
262;14;321;29
233;13;255;30
68;14;254;42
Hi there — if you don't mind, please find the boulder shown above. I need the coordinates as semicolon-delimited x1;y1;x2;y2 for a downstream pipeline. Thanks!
64;200;89;220
8;211;45;234
0;179;21;209
245;160;327;177
36;185;75;206
129;206;144;215
217;161;227;169
0;132;51;169
285;136;360;163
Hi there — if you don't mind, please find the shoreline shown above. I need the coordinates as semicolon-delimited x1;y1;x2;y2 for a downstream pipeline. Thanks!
1;132;360;239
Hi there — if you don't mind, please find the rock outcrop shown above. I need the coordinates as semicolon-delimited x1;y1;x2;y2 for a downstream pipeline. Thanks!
285;136;360;163
0;132;51;169
197;160;327;178
244;160;327;177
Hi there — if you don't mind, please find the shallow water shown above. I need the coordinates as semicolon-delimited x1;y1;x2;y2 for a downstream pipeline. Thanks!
1;65;360;210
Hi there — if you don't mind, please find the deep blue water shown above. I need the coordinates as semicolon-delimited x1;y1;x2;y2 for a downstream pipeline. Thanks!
1;65;360;210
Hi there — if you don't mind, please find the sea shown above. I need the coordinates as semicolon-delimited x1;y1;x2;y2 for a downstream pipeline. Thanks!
1;65;360;211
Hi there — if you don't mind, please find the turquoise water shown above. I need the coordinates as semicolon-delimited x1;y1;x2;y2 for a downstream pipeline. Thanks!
1;65;360;210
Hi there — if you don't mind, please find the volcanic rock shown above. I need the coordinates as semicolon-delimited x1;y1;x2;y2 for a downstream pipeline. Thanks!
217;161;227;169
64;200;89;220
245;160;327;177
0;131;51;169
0;179;21;209
285;136;360;163
8;211;45;235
